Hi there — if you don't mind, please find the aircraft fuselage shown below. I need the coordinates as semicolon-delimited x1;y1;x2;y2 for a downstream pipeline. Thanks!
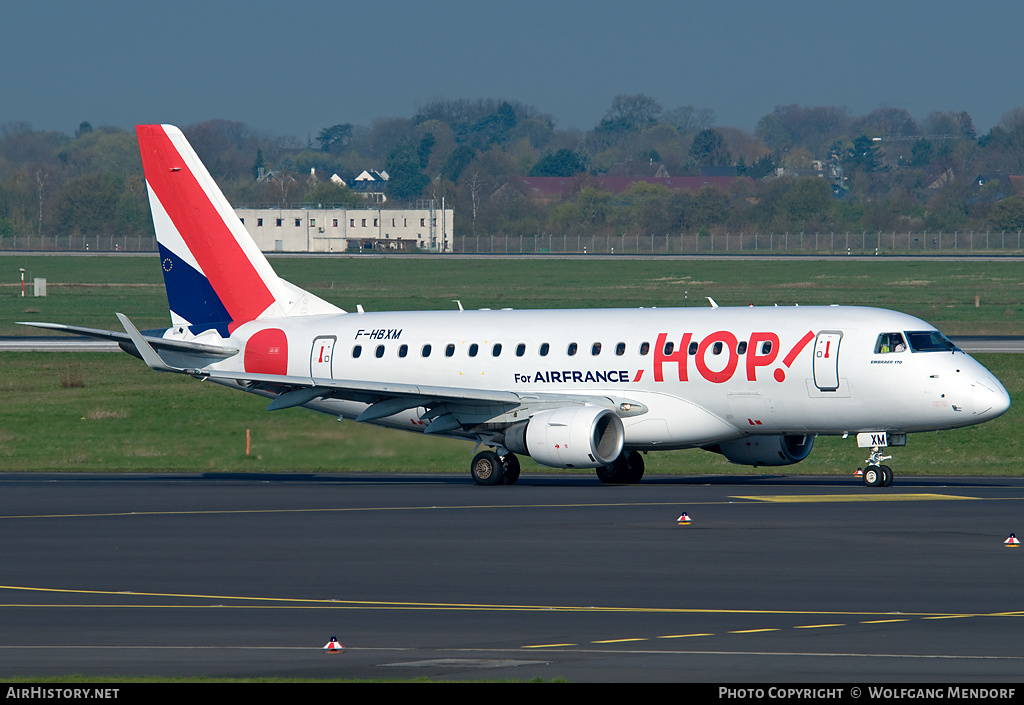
185;304;1007;450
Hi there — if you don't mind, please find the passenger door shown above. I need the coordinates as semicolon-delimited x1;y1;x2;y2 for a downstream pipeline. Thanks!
812;331;842;391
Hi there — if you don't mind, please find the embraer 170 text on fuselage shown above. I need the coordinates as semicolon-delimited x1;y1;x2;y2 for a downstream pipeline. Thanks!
23;125;1011;486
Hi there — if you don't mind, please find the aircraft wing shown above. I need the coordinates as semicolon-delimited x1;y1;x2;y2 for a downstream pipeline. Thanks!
205;367;640;433
112;314;642;431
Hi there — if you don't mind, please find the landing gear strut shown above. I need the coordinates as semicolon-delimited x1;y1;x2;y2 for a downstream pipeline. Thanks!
596;450;645;484
862;446;893;487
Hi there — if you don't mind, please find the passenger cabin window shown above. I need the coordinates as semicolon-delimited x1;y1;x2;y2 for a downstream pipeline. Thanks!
515;343;526;357
398;344;408;358
712;342;723;355
421;344;432;357
639;342;650;355
874;332;907;354
591;342;601;355
737;341;747;355
664;341;674;355
567;342;578;356
352;345;362;358
492;343;502;357
760;340;773;355
469;344;479;357
445;344;455;357
375;345;385;358
540;343;550;356
615;342;626;356
688;341;699;355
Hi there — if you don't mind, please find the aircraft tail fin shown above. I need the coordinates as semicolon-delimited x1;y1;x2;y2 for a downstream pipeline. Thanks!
136;124;342;335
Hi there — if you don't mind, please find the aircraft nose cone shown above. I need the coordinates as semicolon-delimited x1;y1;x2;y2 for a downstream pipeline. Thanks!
973;377;1011;421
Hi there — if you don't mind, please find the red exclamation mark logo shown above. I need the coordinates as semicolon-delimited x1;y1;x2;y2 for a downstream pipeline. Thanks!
774;331;815;382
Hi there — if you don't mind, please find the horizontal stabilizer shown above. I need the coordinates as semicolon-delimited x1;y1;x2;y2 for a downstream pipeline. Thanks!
19;321;238;359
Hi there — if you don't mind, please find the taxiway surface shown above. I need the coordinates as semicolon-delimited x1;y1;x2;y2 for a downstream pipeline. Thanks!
1;472;1022;682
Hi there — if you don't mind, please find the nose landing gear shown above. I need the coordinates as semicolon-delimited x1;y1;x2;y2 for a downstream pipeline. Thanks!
862;446;893;487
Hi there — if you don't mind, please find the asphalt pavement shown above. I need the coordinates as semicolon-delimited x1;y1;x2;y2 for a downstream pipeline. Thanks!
1;472;1023;682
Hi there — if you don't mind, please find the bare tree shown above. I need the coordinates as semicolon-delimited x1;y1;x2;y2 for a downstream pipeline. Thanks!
468;171;482;235
34;170;46;237
663;106;715;135
599;94;663;131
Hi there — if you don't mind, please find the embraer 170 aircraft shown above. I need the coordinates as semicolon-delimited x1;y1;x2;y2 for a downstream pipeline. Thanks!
24;125;1011;486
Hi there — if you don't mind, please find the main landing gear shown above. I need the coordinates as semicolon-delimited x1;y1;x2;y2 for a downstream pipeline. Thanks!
470;450;520;486
596;450;645;484
861;446;893;487
469;449;645;485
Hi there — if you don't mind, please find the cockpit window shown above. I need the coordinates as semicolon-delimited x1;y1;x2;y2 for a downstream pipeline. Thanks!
874;332;906;354
905;331;959;353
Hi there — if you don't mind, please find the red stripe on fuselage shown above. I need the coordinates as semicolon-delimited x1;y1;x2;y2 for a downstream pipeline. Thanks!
137;125;275;325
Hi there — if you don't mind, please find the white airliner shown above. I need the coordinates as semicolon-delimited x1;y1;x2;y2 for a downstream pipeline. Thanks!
23;125;1011;486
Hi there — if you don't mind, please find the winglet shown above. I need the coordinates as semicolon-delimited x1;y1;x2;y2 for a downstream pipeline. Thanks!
115;313;180;372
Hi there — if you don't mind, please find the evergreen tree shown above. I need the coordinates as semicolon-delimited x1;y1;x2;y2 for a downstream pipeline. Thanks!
529;149;584;177
688;129;731;167
385;142;429;200
252;149;265;180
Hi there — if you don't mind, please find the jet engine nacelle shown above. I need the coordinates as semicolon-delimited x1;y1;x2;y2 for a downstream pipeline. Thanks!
504;406;625;468
713;434;815;467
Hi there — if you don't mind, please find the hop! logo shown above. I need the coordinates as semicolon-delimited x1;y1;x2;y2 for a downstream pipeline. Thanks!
651;330;815;384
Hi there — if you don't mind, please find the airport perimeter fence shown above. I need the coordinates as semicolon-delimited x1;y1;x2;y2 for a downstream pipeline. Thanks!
4;230;1024;255
0;233;158;253
455;230;1024;255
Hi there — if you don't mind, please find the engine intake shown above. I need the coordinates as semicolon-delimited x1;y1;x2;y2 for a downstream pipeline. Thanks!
504;406;624;468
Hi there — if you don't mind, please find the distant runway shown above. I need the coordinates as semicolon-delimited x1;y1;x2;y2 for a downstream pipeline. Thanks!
2;335;1022;353
5;252;1024;261
0;336;120;352
2;472;1023;682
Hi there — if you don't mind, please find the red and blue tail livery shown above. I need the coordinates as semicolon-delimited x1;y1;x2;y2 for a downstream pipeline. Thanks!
137;124;340;334
20;125;1010;486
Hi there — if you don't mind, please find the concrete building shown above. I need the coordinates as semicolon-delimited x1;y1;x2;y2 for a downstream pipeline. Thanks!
235;204;454;253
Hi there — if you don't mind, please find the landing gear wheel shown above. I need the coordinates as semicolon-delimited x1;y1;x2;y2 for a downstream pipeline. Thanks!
597;450;644;484
880;464;893;487
623;450;644;483
501;453;521;485
863;466;883;487
596;459;622;484
863;446;893;488
471;450;505;486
